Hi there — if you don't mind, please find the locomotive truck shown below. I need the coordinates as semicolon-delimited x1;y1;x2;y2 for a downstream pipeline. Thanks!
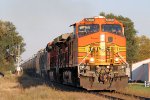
22;16;129;90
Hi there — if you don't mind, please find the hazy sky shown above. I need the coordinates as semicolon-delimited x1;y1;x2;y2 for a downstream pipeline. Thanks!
0;0;150;61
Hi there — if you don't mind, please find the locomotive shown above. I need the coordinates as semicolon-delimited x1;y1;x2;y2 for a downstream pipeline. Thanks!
22;16;129;90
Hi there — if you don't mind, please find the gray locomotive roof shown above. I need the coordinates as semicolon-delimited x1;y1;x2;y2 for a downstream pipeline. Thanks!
53;33;71;44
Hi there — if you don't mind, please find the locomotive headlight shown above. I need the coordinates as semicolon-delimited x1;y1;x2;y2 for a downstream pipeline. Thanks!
100;34;105;42
107;66;110;68
80;65;85;69
90;57;95;63
115;57;119;62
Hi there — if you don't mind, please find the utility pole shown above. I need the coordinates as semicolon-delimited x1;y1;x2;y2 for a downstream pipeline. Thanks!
16;44;21;75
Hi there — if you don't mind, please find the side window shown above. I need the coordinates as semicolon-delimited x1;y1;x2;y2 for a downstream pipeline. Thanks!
73;26;76;38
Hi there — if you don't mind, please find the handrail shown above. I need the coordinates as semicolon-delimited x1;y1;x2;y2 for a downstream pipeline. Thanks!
78;47;94;77
117;52;129;67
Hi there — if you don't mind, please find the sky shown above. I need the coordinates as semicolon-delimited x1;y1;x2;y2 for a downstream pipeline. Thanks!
0;0;150;61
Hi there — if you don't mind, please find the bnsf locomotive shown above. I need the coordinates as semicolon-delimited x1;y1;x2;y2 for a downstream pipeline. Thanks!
22;16;129;90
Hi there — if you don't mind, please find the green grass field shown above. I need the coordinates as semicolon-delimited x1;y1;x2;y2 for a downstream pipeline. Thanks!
118;83;150;98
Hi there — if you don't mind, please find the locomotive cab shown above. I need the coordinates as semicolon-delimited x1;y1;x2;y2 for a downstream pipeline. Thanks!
75;16;127;65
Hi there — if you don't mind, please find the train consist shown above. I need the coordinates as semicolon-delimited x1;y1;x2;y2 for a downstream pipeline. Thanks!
21;16;129;90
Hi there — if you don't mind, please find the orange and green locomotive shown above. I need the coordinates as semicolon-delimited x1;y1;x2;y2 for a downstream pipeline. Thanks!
22;16;129;90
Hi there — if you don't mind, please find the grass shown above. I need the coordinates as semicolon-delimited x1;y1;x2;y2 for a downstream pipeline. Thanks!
117;83;150;98
0;73;106;100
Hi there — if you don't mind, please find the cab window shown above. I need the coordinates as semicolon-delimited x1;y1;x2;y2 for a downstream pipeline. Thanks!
78;24;99;37
102;24;123;36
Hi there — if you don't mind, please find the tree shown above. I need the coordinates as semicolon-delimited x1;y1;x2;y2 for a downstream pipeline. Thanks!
0;20;25;71
135;35;150;61
99;12;138;63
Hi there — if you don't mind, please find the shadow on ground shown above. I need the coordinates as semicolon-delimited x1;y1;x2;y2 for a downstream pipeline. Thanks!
17;73;84;92
17;73;46;88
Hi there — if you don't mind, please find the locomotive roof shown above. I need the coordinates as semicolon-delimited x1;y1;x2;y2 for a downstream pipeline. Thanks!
74;16;123;26
53;33;71;44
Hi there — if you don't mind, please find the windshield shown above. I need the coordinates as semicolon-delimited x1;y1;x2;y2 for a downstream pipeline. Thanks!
102;24;123;36
78;24;99;37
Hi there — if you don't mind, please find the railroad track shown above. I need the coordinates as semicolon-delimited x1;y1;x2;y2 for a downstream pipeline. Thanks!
91;91;150;100
94;92;124;100
115;91;150;100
